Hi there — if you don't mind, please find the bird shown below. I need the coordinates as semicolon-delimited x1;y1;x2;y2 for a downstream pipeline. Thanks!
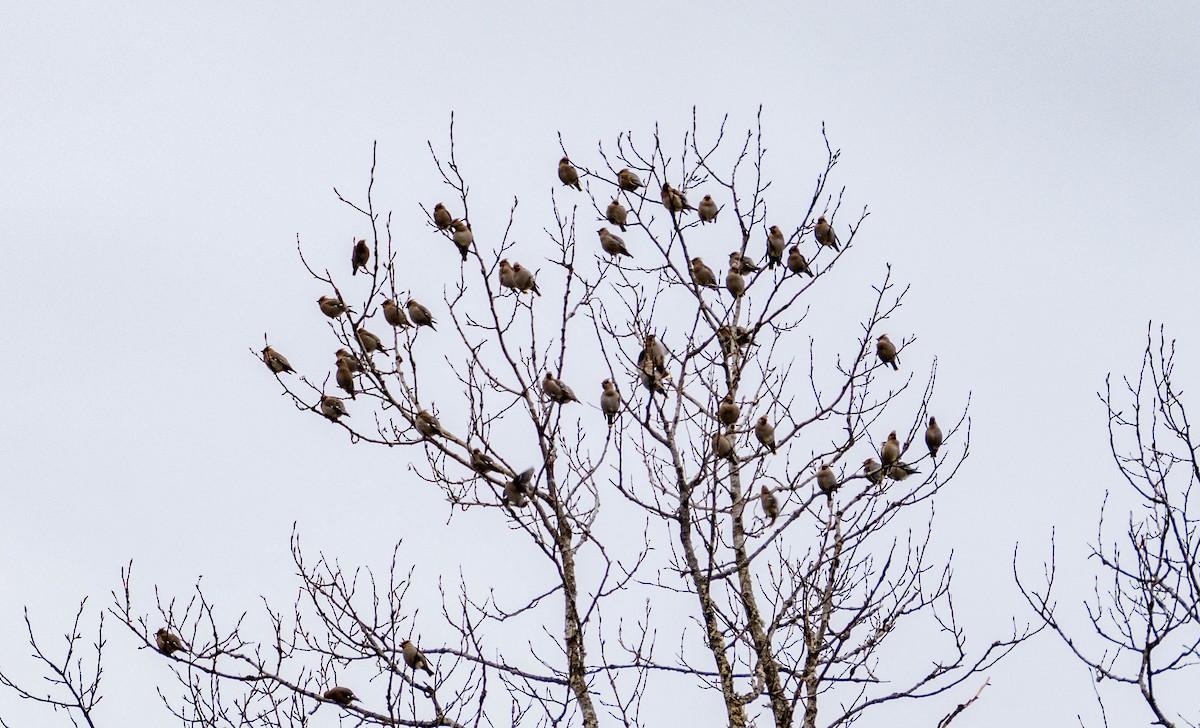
351;239;370;276
336;359;356;399
155;628;187;656
787;245;813;277
690;257;718;289
638;334;667;370
356;328;386;354
499;259;519;292
754;416;776;454
717;394;740;427
449;220;473;262
320;395;349;421
407;299;436;330
605;200;628;232
765;226;785;269
382;298;411;328
323;687;358;706
512;263;541;296
889;462;920;480
711;431;736;461
401;640;434;676
617;168;643;192
876;334;899;370
601;379;621;426
335;348;362;373
638;360;670;396
471;448;500;475
881;431;901;467
760;485;779;525
716;325;755;355
262;346;294;374
816;463;839;494
542;372;579;405
597;227;633;258
862;458;885;485
726;268;746;298
698;195;718;223
925;417;943;458
558;156;582;190
660;182;691;214
728;251;759;274
414;410;446;439
504;468;533;507
432;203;453;231
318;296;348;318
814;215;840;251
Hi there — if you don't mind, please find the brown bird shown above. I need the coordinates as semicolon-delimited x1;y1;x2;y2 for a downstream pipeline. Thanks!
382;298;411;328
471;448;500;475
765;226;785;269
407;299;436;330
155;628;187;656
925;417;943;458
318;296;348;318
711;431;736;461
617;168;643;192
816;463;839;494
726;268;746;298
504;468;533;507
716;325;755;355
351;239;370;275
601;379;621;426
728;251;759;274
862;458;885;485
881;431;901;467
698;195;718;223
336;348;362;373
356;327;386;354
660;182;691;214
717;394;740;427
512;263;541;296
814;215;840;251
414;410;446;439
787;245;813;277
401;640;434;676
449;220;473;262
889;462;920;480
754;416;776;453
876;334;899;370
690;257;718;289
320;395;349;421
542;372;579;405
597;227;633;258
558;156;582;191
499;259;519;292
638;334;667;370
432;202;453;231
336;359;356;399
323;687;358;706
262;346;294;374
606;200;628;232
760;485;779;525
638;360;670;395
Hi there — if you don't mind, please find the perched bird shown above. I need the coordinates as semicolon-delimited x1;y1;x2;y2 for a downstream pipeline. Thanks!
765;226;785;269
335;348;362;373
690;257;719;289
597;227;633;258
760;485;779;525
323;687;358;706
862;458;885;485
470;448;500;475
729;251;759;274
881;431;901;467
407;299;436;330
401;640;434;676
726;268;746;299
638;334;667;370
716;325;755;354
889;462;920;480
697;195;718;223
449;220;473;262
320;395;349;421
711;431;736;461
352;239;370;275
512;263;541;296
605;200;628;232
432;203;453;231
356;327;386;354
717;394;740;427
382;298;411;328
787;245;814;277
816;463;840;494
558;156;582;191
155;628;187;656
542;372;579;405
336;359;356;399
600;379;621;426
504;468;533;508
499;259;519;292
638;360;670;396
318;296;348;318
814;215;840;251
262;346;294;374
925;417;943;458
754;416;776;453
617;168;643;192
876;334;899;370
660;182;691;214
414;410;446;439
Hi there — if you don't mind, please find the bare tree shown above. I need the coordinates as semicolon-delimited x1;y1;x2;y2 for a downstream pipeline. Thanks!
0;600;103;728
2;111;1028;727
1018;324;1200;728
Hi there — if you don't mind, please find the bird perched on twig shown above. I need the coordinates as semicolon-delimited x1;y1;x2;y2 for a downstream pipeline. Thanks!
690;258;718;289
512;263;541;296
504;468;533;508
318;296;348;318
402;640;434;676
876;334;899;370
336;359;356;399
414;410;446;439
660;182;692;214
558;156;582;191
726;268;746;299
449;220;473;262
862;458;885;485
816;463;840;494
542;372;579;405
499;259;519;292
605;200;628;232
601;379;621;426
638;334;667;370
597;227;633;258
432;202;453;231
471;447;500;475
320;395;349;421
760;485;779;525
787;245;813;277
711;431;736;461
407;299;436;330
925;417;943;458
716;325;755;355
729;251;759;274
717;394;740;427
698;195;718;223
323;687;358;706
351;239;370;275
382;298;411;328
617;168;643;192
262;346;293;374
356;328;386;354
881;431;901;467
765;226;785;269
155;628;188;656
639;360;670;395
336;348;362;373
815;215;840;251
755;416;776;454
888;462;920;480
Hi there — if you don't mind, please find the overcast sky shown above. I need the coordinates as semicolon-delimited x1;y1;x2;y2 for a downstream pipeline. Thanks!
3;2;1199;726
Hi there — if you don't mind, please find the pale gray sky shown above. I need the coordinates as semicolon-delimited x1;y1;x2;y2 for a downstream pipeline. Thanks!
3;2;1199;725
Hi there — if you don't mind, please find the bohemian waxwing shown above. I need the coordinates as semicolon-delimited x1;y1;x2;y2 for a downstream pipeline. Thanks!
711;431;736;461
601;379;621;426
863;458;884;485
155;628;187;656
336;348;362;373
471;448;500;475
881;431;901;467
925;417;943;458
787;245;813;277
717;394;740;427
617;168;643;192
504;468;533;508
356;327;386;354
262;346;294;374
816;463;839;494
512;263;541;296
351;239;369;275
558;156;582;191
406;299;436;330
432;203;453;231
320;395;349;421
597;227;633;258
318;296;348;318
876;334;899;370
765;226;785;269
814;215;840;251
382;298;411;328
760;485;779;525
660;182;691;214
888;462;920;480
638;334;667;370
323;687;358;706
690;257;718;289
336;359;356;399
729;251;759;274
414;410;445;439
754;416;776;454
542;372;579;405
606;200;628;232
697;195;718;223
726;268;746;298
401;640;434;676
449;219;473;262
